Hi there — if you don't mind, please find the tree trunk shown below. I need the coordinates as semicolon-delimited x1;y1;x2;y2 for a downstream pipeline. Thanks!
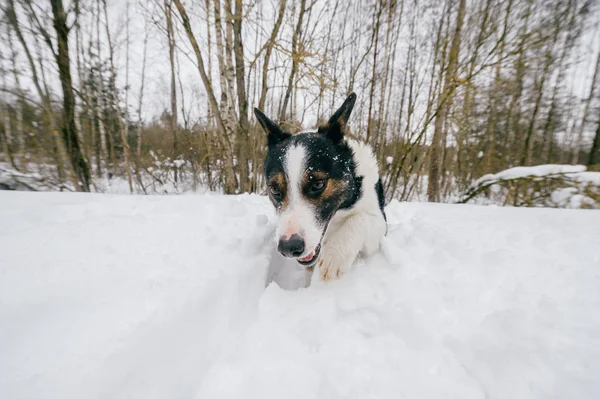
504;0;532;166
124;0;133;191
2;103;17;169
377;0;401;166
589;113;600;165
223;0;238;112
521;7;563;167
279;0;307;122
573;47;600;164
316;1;340;120
51;0;91;191
233;0;250;192
6;0;48;110
541;0;578;164
164;0;179;183
93;1;107;176
7;0;61;173
74;0;90;165
137;27;149;158
484;0;511;174
257;0;287;111
347;1;377;96
213;0;231;114
205;0;213;124
366;0;383;143
213;0;239;185
174;0;238;193
427;0;466;202
6;28;26;166
102;0;132;191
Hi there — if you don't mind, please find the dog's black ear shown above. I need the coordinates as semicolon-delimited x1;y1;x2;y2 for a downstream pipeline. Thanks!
319;92;357;144
254;108;291;148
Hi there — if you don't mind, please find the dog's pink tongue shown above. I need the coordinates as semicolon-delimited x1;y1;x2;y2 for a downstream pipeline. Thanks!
298;252;314;262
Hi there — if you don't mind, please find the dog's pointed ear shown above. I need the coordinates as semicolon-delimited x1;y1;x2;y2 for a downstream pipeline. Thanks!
319;92;357;144
254;108;291;148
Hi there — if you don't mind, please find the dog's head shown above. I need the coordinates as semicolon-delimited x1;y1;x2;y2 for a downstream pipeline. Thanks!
254;93;362;267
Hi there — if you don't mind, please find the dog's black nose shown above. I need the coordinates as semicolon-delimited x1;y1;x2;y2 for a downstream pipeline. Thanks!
278;235;305;258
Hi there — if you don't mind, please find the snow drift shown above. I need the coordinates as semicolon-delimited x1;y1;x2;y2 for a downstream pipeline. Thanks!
1;192;599;398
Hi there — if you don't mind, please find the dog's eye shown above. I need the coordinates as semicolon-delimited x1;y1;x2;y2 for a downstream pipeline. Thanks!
269;185;281;197
310;179;326;193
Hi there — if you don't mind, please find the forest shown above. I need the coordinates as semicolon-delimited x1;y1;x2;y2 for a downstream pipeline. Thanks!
1;0;599;205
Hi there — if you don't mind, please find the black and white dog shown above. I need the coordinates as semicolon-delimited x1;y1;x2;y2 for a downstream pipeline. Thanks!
254;93;387;281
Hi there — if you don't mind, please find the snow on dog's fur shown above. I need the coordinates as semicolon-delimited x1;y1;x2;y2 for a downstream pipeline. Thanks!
254;93;387;281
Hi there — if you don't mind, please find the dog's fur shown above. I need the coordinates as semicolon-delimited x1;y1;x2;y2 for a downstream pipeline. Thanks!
255;93;387;281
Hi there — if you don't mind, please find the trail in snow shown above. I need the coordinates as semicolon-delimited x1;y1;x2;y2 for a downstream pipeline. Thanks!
1;192;599;398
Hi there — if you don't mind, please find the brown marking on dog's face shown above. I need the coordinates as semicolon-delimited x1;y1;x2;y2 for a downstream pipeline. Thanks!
268;169;348;224
318;178;348;208
268;172;289;211
301;173;348;212
321;178;348;201
311;171;329;181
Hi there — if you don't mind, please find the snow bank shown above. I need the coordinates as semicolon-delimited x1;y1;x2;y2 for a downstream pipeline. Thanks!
472;164;588;187
460;164;600;208
0;163;57;192
0;162;208;195
1;192;600;398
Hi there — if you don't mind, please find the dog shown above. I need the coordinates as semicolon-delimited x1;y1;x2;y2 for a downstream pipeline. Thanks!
254;93;387;281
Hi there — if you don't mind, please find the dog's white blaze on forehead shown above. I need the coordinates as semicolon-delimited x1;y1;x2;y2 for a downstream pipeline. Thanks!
278;144;306;240
276;143;323;255
284;144;306;206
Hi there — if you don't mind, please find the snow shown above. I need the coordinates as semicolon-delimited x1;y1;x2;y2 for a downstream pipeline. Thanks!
173;159;187;168
574;171;600;185
1;192;600;399
551;187;596;208
473;164;588;187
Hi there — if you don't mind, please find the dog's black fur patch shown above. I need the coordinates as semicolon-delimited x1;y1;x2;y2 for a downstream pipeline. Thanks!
264;132;363;226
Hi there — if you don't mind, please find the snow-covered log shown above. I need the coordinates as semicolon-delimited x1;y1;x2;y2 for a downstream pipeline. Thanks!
458;165;600;208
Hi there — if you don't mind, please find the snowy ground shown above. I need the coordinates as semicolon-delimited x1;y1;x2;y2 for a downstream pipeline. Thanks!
1;192;600;399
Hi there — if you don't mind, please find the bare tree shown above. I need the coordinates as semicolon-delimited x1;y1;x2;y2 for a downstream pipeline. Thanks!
164;0;179;183
427;0;466;202
521;3;564;166
365;0;384;143
101;0;132;191
136;23;149;158
279;0;307;122
574;42;600;164
173;0;238;193
484;0;511;174
51;0;91;191
257;0;287;111
233;0;250;192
